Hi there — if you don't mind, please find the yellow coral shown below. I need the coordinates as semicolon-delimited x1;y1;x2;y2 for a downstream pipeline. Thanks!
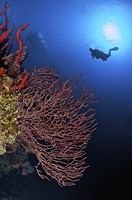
0;75;21;155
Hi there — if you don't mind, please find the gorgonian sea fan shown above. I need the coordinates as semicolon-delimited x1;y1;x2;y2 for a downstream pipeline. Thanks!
16;67;97;186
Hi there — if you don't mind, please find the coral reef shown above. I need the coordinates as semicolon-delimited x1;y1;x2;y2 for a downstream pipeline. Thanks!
0;3;97;186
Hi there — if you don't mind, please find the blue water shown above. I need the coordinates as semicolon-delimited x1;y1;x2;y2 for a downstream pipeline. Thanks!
0;0;132;199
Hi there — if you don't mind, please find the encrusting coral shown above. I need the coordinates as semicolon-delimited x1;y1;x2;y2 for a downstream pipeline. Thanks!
0;81;21;154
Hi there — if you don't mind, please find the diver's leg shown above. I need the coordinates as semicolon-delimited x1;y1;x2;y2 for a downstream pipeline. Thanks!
108;47;119;55
108;49;111;56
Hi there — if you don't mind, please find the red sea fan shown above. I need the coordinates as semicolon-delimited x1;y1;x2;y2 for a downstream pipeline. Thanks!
17;66;97;186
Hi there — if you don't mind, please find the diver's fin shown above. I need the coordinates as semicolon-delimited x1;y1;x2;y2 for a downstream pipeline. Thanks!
110;47;119;51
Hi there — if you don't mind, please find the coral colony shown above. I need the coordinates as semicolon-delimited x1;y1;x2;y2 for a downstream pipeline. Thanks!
0;3;97;186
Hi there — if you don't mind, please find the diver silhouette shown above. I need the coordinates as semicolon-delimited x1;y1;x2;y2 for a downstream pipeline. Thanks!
89;47;119;61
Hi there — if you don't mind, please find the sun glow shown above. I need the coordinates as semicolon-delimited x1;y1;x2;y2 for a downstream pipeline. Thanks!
103;22;122;43
87;2;132;52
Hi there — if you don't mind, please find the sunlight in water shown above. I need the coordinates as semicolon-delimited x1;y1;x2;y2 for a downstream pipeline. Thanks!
87;2;132;52
102;22;122;43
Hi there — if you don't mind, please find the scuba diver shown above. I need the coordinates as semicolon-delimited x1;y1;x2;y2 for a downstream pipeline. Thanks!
89;46;119;61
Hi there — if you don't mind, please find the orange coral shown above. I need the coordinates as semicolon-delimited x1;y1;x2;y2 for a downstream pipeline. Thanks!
0;68;6;76
0;3;11;16
10;72;30;92
14;23;28;73
0;30;9;43
0;3;11;31
0;24;4;30
0;4;29;94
